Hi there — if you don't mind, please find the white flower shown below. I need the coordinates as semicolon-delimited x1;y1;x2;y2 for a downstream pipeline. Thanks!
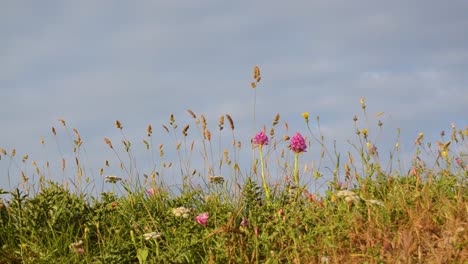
366;199;384;206
172;207;191;218
336;190;361;203
143;232;161;240
320;256;330;264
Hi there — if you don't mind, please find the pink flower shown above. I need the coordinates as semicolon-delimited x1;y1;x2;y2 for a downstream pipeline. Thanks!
146;188;156;196
290;133;307;153
456;157;464;168
195;212;209;226
240;217;249;227
253;131;268;145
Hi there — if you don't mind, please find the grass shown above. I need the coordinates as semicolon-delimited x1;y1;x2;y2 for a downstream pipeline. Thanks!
0;67;467;263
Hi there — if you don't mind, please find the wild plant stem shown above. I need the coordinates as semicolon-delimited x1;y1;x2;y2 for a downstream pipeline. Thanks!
293;153;300;200
259;146;270;202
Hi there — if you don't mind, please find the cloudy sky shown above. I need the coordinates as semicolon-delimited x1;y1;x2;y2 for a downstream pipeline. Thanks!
1;1;467;194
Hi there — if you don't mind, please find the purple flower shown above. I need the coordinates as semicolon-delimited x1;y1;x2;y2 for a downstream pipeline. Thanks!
195;212;209;226
253;131;268;145
290;132;307;153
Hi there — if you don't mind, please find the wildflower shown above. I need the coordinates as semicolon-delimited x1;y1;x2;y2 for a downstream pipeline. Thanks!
442;150;448;158
143;232;161;240
240;217;249;227
456;157;464;168
105;175;122;183
336;190;361;203
172;207;191;218
195;212;209;226
361;129;368;139
70;240;85;254
302;112;309;123
253;131;271;202
290;133;307;153
146;188;156;196
415;133;424;145
253;131;268;145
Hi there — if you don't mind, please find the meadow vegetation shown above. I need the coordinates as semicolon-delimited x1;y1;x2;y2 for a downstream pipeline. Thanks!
0;67;466;263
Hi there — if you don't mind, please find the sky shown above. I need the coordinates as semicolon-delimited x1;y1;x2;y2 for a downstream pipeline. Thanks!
1;1;468;195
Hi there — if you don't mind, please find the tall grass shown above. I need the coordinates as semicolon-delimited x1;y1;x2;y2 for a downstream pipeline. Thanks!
0;67;466;263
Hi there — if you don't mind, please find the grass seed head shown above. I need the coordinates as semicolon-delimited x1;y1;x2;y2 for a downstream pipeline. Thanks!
147;124;152;136
218;115;224;130
115;120;123;129
182;125;189;136
187;109;197;119
104;138;113;149
226;114;234;130
58;118;66;126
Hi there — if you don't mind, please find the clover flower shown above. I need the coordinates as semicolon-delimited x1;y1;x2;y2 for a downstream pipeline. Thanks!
290;133;307;153
172;207;191;218
195;212;209;226
253;131;268;145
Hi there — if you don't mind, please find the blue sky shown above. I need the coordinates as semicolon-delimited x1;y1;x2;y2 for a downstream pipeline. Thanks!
1;1;468;193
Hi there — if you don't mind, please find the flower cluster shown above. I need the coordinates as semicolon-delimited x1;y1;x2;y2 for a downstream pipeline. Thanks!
290;133;307;153
253;131;268;145
195;212;209;226
172;207;191;218
336;190;361;203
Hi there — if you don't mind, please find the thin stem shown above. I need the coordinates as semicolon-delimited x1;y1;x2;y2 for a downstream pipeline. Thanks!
293;153;300;201
259;146;270;202
293;153;300;187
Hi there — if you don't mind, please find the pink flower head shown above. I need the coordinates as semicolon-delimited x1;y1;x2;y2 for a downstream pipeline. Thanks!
195;212;209;226
290;132;307;153
253;131;268;145
146;188;156;196
456;157;464;168
240;217;249;227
